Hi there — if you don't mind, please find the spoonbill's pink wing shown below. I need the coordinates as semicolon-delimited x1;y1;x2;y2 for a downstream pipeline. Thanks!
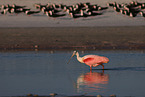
83;55;109;66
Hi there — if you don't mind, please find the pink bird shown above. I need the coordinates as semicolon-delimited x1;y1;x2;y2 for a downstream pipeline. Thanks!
68;51;109;71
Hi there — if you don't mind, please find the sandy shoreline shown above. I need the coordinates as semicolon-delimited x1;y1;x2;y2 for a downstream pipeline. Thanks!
0;26;145;50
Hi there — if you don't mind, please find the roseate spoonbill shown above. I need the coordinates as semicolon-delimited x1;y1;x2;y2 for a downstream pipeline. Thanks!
67;51;109;70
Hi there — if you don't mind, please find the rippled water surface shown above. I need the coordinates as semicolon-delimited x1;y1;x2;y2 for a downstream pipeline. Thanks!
0;50;145;96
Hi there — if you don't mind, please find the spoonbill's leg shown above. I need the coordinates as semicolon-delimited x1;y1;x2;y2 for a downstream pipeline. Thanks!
101;64;104;69
90;66;92;71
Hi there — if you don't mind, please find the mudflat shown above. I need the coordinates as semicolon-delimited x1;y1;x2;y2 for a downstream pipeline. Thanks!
0;26;145;50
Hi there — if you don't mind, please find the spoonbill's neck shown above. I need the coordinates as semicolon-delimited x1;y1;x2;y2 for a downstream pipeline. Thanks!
76;52;84;63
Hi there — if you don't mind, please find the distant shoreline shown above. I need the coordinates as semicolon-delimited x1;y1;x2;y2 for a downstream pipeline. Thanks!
0;26;145;51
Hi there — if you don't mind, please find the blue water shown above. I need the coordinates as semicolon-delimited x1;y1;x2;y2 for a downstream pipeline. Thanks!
0;50;145;96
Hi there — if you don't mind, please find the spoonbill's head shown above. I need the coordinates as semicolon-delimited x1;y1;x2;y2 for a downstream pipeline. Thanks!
67;51;77;64
72;51;77;57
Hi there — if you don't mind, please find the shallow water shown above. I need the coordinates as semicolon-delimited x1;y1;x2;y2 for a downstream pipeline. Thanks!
0;0;145;27
0;50;145;96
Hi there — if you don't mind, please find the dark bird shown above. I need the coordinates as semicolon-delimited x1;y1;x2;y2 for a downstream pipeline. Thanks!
90;4;100;10
11;8;24;14
2;4;13;13
88;10;103;16
82;12;91;17
79;10;91;17
12;4;26;9
46;10;66;17
140;11;145;17
138;5;145;9
113;6;121;12
1;8;8;14
66;7;81;15
52;3;60;9
124;10;130;16
41;7;51;13
124;10;138;17
25;10;40;15
120;9;126;15
98;6;108;10
129;12;138;17
34;3;47;10
132;1;145;6
69;12;82;18
1;5;7;9
20;8;31;13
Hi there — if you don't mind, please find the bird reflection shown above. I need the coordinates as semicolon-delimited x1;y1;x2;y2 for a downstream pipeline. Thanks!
76;71;109;93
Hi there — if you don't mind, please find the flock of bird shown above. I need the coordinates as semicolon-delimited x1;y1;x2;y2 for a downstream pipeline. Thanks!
35;2;108;18
0;1;145;19
0;2;108;18
108;1;145;17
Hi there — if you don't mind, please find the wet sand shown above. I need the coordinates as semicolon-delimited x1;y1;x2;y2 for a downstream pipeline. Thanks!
0;26;145;50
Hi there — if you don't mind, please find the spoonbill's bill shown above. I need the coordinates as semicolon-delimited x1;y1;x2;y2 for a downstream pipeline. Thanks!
67;51;109;71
